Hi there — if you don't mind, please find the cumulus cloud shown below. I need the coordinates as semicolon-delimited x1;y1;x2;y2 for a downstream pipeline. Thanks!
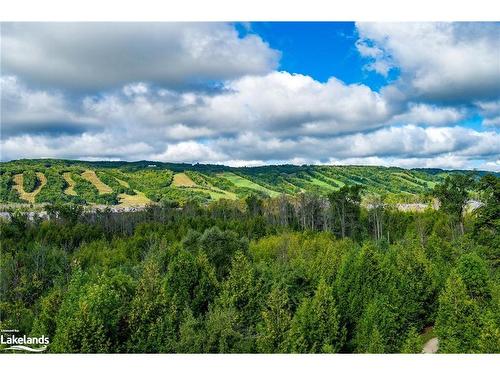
476;100;500;127
389;103;466;127
3;122;498;171
76;72;393;142
212;125;500;163
356;22;500;103
1;23;280;91
0;76;99;136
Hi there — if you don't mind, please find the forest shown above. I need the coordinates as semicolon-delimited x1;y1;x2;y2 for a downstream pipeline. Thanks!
0;172;498;353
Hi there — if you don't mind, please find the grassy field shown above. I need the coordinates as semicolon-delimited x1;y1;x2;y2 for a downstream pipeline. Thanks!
62;172;77;196
81;170;113;194
219;172;280;197
12;172;47;203
172;173;197;187
314;172;345;188
192;187;237;200
114;177;130;188
117;191;152;207
308;177;338;190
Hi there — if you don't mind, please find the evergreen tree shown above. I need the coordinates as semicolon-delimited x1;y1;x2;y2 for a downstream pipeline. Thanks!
288;279;345;353
256;286;291;353
433;174;474;235
435;273;481;353
401;327;423;354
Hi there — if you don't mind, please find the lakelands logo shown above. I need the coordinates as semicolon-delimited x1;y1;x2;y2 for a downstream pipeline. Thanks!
1;329;49;352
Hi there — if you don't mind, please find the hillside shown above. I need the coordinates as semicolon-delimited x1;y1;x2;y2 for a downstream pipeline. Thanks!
0;159;495;207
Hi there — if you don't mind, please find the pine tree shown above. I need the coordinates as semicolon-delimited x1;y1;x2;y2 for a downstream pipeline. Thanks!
288;279;345;353
256;286;291;353
401;327;423;354
435;273;481;353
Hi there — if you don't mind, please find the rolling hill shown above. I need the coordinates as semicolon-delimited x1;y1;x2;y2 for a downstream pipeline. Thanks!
0;159;495;207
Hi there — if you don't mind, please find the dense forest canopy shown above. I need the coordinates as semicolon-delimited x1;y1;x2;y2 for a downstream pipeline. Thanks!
0;171;498;353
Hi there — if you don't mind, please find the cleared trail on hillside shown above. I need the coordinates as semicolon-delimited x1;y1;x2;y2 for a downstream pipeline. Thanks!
63;172;77;195
172;173;197;187
81;170;113;194
12;172;47;203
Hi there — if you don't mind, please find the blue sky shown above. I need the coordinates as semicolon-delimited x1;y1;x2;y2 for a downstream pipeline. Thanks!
237;22;398;90
1;22;499;170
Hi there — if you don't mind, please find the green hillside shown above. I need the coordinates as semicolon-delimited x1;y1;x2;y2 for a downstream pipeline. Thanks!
0;159;495;206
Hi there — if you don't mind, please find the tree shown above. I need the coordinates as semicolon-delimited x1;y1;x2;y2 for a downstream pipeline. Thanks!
335;242;382;334
435;273;481;353
434;174;474;235
401;327;423;353
288;279;345;353
217;251;262;332
366;194;386;241
256;286;291;353
127;260;169;352
354;295;397;353
52;270;135;353
245;194;263;216
176;307;203;353
455;252;491;301
473;174;499;249
328;185;362;238
199;226;248;280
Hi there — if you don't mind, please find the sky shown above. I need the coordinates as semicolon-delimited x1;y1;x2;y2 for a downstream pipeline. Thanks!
1;22;499;170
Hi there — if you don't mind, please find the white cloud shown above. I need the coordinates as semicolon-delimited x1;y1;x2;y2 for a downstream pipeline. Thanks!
152;141;226;163
2;124;498;170
2;73;499;170
212;125;499;163
77;72;393;141
356;22;500;103
0;76;99;136
476;100;500;127
390;103;466;126
1;23;280;91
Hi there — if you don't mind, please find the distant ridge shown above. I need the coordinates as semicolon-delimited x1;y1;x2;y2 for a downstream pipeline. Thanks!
1;158;497;206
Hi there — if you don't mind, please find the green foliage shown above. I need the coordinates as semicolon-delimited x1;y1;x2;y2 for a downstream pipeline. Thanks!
96;171;135;195
354;295;397;353
0;171;22;203
434;174;474;234
199;227;249;280
256;287;291;353
401;326;423;353
288;279;345;353
435;273;481;353
72;172;119;205
36;170;84;204
328;184;362;238
2;158;493;206
473;174;500;250
51;270;135;353
22;170;39;193
456;252;491;301
0;172;498;353
164;250;219;316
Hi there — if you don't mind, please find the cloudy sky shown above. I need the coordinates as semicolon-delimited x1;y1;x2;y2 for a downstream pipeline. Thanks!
1;22;499;170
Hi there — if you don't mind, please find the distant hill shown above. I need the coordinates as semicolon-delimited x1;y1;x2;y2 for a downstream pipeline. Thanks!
1;159;497;206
